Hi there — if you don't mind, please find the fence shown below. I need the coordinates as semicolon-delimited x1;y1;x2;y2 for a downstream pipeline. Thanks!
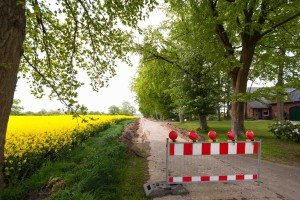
166;139;261;185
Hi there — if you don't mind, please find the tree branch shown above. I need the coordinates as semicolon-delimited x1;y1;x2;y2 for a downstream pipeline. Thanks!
23;55;68;108
142;50;194;77
260;12;300;38
22;55;87;118
63;0;78;85
259;43;300;50
257;1;268;25
208;0;234;56
32;0;52;71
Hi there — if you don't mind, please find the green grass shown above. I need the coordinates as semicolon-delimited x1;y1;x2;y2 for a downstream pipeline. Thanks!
175;120;300;167
0;120;149;200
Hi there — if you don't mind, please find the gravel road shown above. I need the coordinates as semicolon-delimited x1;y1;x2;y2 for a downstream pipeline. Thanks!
140;118;300;200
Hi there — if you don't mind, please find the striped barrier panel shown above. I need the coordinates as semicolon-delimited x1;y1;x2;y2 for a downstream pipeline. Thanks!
169;174;258;183
166;139;261;185
169;142;259;155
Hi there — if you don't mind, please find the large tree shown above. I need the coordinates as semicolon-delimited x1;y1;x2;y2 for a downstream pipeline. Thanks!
0;0;156;190
120;101;136;116
108;105;120;115
165;0;300;137
132;60;176;119
133;21;221;127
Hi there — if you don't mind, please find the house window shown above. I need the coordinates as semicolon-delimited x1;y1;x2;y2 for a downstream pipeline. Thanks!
263;110;269;116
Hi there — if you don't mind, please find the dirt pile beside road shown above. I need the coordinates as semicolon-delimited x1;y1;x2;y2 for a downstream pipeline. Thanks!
119;118;150;158
164;122;205;141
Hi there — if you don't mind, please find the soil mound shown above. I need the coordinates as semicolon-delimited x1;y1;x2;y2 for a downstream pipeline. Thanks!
120;118;150;158
164;122;205;141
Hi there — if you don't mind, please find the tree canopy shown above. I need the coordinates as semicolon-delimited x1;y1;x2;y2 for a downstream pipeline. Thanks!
21;0;157;109
132;19;223;128
134;0;300;136
0;0;157;190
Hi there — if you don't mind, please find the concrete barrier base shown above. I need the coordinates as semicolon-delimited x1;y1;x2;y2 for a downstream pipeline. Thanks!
143;182;189;198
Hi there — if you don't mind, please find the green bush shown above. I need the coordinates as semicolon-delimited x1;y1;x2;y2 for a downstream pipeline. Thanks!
269;120;300;143
291;124;300;143
207;114;219;121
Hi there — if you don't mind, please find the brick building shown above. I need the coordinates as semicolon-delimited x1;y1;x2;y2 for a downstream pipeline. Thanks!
245;88;300;121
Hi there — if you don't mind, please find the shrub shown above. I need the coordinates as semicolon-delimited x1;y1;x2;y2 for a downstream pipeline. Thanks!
269;120;300;143
207;114;219;121
291;124;300;143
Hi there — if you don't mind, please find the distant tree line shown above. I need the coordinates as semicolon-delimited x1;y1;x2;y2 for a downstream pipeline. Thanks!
10;99;105;116
10;99;136;116
108;101;136;116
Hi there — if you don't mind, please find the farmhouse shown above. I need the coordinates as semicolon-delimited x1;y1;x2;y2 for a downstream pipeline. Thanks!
246;87;300;121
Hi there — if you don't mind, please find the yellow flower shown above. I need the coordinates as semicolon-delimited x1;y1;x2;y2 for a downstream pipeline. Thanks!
4;115;136;179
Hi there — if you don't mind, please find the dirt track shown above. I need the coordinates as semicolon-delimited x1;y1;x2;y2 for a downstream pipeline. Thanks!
139;118;300;200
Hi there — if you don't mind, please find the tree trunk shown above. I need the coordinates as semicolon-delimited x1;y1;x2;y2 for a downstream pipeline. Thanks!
179;112;184;123
230;68;248;138
276;98;284;120
217;105;221;121
230;41;258;138
217;75;221;121
199;115;208;131
231;101;245;137
226;101;230;120
225;79;231;120
0;0;26;190
244;102;248;120
276;57;285;121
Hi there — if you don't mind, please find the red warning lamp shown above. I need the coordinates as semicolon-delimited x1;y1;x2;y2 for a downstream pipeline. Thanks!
188;131;198;142
208;130;217;141
246;130;255;141
227;130;235;141
169;131;178;142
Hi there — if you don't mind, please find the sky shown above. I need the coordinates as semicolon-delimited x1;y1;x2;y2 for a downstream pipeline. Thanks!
14;59;139;113
14;8;166;113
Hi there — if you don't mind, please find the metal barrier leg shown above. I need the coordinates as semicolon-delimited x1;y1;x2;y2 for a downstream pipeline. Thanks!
166;138;169;185
143;138;189;198
258;139;262;186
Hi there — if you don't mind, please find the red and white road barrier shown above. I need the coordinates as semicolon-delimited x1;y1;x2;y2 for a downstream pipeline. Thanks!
169;142;259;156
169;174;258;183
166;139;262;185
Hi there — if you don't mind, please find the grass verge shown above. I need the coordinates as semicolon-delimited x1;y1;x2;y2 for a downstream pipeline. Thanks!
1;119;149;200
175;120;300;167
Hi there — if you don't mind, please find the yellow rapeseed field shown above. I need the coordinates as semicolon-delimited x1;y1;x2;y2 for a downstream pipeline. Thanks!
4;115;135;183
